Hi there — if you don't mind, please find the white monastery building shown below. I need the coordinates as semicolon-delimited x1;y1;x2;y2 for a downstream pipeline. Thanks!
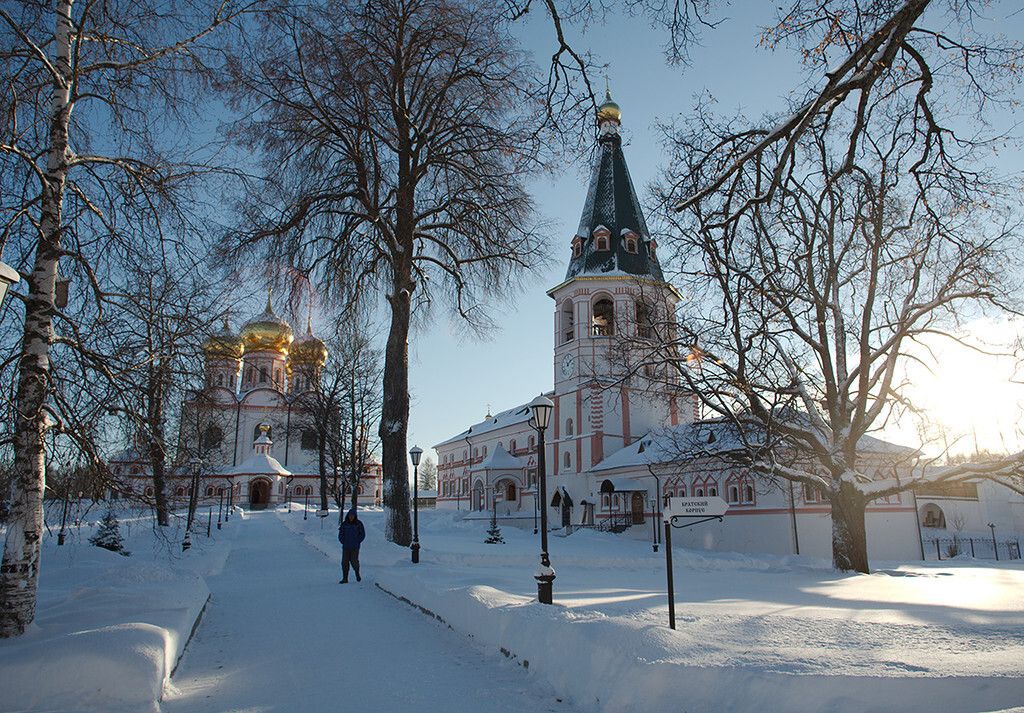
433;93;954;562
111;296;382;509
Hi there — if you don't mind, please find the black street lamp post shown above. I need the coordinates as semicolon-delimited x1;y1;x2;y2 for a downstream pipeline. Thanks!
217;490;223;530
304;488;309;520
410;445;423;563
989;522;999;561
530;485;538;535
529;394;555;604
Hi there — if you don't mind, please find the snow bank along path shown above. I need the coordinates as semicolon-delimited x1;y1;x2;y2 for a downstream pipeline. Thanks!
0;509;231;713
162;511;572;713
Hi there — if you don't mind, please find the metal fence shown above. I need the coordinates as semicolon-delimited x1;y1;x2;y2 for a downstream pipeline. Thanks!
924;536;1021;561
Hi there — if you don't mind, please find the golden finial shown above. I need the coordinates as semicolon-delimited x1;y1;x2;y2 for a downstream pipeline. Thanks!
597;73;621;125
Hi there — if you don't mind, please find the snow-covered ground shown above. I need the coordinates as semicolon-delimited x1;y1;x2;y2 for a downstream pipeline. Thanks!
162;509;572;713
284;507;1024;713
0;505;236;713
3;503;1022;712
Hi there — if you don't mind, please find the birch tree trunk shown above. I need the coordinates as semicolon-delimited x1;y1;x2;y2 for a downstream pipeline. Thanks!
0;0;73;638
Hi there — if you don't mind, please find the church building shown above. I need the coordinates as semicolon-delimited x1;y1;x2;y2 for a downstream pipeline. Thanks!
433;94;924;562
111;296;382;509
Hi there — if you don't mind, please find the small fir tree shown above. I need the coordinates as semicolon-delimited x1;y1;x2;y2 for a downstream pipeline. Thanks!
89;510;130;556
485;505;504;545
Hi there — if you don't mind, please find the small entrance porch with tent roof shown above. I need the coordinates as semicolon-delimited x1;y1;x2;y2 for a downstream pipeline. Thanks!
598;478;648;532
465;443;538;526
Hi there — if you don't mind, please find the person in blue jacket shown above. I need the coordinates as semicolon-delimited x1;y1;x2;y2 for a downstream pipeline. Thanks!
337;508;365;583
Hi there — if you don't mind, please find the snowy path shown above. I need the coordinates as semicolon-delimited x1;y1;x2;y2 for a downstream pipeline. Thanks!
163;512;569;713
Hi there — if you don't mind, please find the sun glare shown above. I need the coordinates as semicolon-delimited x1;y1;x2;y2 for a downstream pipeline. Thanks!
886;318;1024;458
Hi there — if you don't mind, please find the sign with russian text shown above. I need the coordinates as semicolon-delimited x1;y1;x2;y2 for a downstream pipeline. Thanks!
664;496;728;519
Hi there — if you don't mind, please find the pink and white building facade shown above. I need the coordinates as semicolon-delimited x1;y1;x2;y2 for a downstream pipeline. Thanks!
433;95;925;562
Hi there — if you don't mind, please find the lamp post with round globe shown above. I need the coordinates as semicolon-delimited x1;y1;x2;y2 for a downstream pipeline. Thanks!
529;394;555;604
410;445;423;563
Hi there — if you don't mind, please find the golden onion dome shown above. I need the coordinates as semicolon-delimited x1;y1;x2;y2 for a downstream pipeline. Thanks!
203;317;244;360
289;320;328;368
240;292;293;355
597;88;621;124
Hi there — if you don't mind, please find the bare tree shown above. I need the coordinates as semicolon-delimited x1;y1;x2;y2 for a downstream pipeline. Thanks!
0;0;249;637
296;324;382;514
223;0;553;544
101;248;227;526
636;108;1024;572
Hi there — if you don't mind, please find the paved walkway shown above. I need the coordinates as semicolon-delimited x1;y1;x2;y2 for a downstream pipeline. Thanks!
163;512;569;713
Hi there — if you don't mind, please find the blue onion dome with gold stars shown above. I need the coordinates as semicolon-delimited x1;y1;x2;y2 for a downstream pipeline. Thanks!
288;318;328;368
241;291;294;355
202;317;244;360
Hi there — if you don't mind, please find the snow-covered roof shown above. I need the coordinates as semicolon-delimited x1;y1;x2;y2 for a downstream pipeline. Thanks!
223;452;290;477
109;447;145;464
434;395;552;449
592;419;914;473
472;443;526;471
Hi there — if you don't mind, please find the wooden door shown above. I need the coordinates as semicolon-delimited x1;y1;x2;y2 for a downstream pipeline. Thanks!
631;492;644;525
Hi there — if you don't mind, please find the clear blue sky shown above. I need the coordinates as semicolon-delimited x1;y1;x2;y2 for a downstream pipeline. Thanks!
227;3;1023;463
407;4;808;459
400;2;1024;462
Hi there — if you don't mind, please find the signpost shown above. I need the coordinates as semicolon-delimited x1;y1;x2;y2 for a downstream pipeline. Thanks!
662;497;728;630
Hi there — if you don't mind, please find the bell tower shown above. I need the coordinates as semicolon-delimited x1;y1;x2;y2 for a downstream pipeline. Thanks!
547;91;688;476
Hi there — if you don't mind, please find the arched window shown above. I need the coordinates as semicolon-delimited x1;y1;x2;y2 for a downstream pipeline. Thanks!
624;232;638;253
175;486;185;497
920;504;946;529
463;450;468;461
278;481;284;494
144;486;154;497
206;486;215;497
473;447;478;458
482;446;488;456
202;424;223;450
259;366;269;383
744;484;755;503
217;487;225;496
728;484;739;504
217;373;225;386
636;300;654;339
594;226;610;251
565;418;574;436
274;369;281;386
509;439;517;453
528;435;536;449
592;297;614;336
560;300;575;343
571;236;582;258
506;482;516;502
563;451;571;470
